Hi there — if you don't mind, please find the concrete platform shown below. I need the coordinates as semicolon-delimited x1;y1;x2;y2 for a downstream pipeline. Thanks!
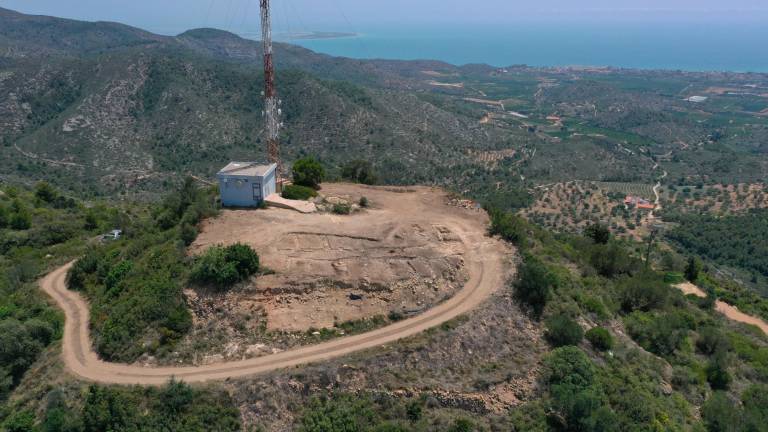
265;193;317;213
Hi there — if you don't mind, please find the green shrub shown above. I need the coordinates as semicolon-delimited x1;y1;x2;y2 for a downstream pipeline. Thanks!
292;157;325;189
626;312;692;357
513;256;555;318
0;204;8;228
701;392;741;432
546;315;584;347
191;243;259;289
224;243;260;277
696;327;731;355
298;395;375;432
619;273;670;312
359;196;369;208
332;203;352;215
104;260;133;294
448;418;475;432
282;184;318;201
706;353;732;390
585;223;611;244
67;251;99;291
585;327;613;351
2;410;35;432
180;223;198;246
9;203;31;230
488;208;527;246
589;243;637;278
34;181;58;203
341;159;378;185
742;384;768;431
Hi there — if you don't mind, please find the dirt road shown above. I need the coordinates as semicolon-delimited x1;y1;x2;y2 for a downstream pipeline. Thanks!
674;282;768;334
40;187;510;385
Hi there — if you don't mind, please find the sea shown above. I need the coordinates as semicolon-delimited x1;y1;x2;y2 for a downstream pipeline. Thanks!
280;21;768;73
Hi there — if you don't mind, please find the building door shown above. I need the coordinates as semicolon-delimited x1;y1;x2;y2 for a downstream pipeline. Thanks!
252;182;262;201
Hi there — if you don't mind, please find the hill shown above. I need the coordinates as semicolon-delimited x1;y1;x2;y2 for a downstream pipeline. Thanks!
3;7;767;208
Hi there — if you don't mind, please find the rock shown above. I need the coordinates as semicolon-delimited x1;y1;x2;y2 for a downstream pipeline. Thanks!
349;293;363;301
202;354;224;365
325;196;349;206
245;344;267;356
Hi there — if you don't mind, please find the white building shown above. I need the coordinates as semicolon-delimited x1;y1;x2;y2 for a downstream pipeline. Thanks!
217;162;277;207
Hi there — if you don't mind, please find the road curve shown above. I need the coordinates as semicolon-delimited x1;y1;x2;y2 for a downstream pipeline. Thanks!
40;221;509;385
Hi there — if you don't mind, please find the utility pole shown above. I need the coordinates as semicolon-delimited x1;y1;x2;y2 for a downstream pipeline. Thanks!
260;0;282;186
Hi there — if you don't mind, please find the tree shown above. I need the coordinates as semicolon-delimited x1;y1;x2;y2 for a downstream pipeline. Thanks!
589;243;637;278
696;327;731;355
513;256;556;318
83;386;138;432
741;384;768;432
619;273;670;312
9;200;31;230
585;223;611;244
2;410;35;432
0;204;9;228
685;256;701;282
341;160;378;185
546;315;584;347
35;181;58;203
293;157;325;189
488;208;527;247
701;392;741;432
706;352;732;390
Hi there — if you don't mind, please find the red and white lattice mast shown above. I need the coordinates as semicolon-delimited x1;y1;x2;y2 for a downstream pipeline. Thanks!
260;0;282;184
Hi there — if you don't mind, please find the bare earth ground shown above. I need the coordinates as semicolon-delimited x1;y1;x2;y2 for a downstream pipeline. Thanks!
674;282;768;334
190;184;468;333
39;184;514;384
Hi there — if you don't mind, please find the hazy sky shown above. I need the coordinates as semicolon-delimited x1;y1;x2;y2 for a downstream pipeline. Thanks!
2;0;767;35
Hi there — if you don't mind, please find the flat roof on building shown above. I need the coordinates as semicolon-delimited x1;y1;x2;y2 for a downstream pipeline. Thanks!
218;162;276;177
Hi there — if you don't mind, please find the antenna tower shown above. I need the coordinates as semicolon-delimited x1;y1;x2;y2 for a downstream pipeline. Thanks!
260;0;282;181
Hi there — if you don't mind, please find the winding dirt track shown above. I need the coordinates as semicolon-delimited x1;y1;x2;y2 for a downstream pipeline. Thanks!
40;212;508;385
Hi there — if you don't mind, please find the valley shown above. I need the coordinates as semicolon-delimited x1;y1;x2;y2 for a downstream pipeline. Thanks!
1;5;768;432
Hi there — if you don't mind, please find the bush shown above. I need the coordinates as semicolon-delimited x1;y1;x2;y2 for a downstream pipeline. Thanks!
2;410;35;432
0;204;8;228
34;181;58;203
589;243;637;278
488;208;527;246
180;223;198;246
619;273;670;312
626;312;692;357
742;384;768;431
513;256;555;318
332;203;352;215
543;347;613;431
706;353;732;390
282;184;318;201
341;160;378;185
292;157;325;189
359;196;369;208
191;243;259;289
696;327;731;355
585;327;613;351
701;392;741;432
224;243;260;277
9;205;31;230
546;315;584;347
585;223;611;244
